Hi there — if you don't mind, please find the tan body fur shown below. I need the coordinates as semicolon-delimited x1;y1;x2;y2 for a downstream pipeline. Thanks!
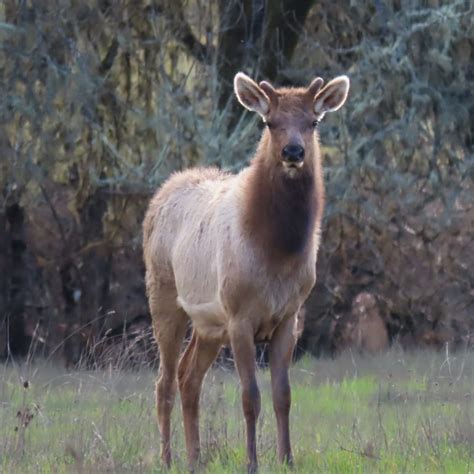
143;72;349;472
144;165;318;345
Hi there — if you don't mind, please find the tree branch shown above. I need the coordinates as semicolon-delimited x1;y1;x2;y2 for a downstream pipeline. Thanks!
159;0;214;64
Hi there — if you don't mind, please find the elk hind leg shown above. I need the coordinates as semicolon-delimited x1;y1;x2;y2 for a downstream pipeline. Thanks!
149;280;188;467
178;331;221;470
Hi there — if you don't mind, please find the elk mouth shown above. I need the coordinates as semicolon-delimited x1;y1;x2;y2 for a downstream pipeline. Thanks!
283;161;304;169
282;160;304;177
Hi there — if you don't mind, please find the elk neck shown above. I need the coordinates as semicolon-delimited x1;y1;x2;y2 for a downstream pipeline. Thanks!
243;134;323;259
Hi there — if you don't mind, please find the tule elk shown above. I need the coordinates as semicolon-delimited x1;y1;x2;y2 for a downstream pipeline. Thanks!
346;292;389;354
143;71;350;472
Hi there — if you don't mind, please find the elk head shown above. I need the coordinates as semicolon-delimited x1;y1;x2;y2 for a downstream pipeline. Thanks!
234;72;350;177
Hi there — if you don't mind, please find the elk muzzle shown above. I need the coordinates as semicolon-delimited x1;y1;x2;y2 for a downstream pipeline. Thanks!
282;144;304;164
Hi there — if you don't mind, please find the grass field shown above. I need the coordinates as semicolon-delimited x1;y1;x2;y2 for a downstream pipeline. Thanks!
1;349;473;473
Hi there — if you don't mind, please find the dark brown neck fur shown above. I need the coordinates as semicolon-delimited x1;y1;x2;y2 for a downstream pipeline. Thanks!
243;153;320;259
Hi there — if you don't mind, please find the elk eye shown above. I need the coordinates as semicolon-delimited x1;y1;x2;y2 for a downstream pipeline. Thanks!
312;120;319;128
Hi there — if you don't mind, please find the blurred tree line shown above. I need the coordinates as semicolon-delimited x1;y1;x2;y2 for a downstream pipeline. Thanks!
0;0;473;363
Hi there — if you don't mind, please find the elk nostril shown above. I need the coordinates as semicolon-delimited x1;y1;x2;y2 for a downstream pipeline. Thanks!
282;145;305;162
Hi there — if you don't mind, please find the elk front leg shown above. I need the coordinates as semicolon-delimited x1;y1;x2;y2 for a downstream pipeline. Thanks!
229;321;260;474
269;314;297;465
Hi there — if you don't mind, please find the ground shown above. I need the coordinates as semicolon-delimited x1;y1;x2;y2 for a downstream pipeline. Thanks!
1;349;473;473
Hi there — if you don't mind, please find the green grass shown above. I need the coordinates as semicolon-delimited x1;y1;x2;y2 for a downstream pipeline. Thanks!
1;349;473;473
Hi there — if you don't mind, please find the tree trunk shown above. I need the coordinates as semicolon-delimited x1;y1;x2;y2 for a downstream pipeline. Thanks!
6;202;29;357
0;210;8;359
217;0;315;124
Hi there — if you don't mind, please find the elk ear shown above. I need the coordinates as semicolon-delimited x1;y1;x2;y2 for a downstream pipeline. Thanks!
306;77;324;99
313;75;350;116
234;72;270;116
259;80;278;107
